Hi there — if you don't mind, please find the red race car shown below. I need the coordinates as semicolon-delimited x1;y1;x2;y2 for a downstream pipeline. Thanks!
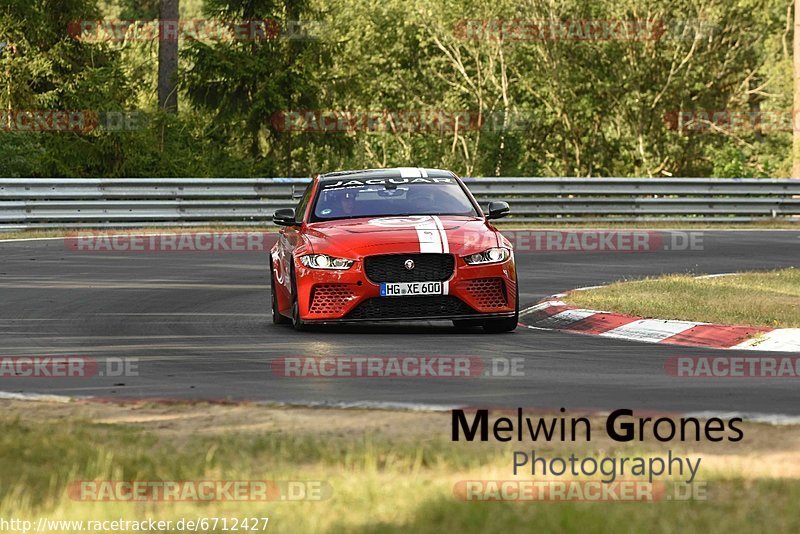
269;168;518;332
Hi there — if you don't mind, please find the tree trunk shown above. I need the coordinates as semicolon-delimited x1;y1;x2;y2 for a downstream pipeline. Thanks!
158;0;179;114
283;0;301;176
793;0;800;176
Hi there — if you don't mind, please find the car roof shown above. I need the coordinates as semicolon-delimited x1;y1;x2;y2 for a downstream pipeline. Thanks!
318;167;457;183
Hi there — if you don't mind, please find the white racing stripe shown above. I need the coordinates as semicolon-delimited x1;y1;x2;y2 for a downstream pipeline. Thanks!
432;215;449;253
415;217;443;253
432;215;451;295
399;167;423;178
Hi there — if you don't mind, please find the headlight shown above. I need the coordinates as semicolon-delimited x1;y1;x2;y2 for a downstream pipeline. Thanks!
300;254;354;270
463;247;511;265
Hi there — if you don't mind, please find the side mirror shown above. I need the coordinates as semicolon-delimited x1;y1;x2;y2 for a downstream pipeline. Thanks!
486;201;511;220
273;208;297;226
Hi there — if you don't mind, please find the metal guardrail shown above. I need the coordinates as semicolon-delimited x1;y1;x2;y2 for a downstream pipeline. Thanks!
0;177;799;228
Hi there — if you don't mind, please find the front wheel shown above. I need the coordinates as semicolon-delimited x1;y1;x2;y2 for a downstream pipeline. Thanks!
290;270;308;332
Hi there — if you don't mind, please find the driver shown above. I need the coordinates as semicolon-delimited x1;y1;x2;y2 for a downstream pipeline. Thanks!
337;189;358;216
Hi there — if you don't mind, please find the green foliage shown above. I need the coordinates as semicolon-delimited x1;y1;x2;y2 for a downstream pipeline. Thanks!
0;0;795;177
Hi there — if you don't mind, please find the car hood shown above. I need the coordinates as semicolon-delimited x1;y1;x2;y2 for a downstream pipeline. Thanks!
304;216;500;257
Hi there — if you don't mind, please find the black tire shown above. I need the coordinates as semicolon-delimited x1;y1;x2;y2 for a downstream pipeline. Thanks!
270;264;290;325
482;278;519;333
290;268;307;332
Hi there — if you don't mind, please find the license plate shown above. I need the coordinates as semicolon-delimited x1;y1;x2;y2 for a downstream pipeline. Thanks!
380;281;443;297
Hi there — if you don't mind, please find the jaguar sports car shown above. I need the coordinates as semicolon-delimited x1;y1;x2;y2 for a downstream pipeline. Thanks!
269;168;519;332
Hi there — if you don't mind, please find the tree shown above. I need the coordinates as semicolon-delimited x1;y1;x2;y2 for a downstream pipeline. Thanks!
158;0;179;112
0;0;135;176
183;0;338;175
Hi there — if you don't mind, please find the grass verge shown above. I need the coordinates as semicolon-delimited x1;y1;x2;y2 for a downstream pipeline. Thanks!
2;400;800;533
564;268;800;328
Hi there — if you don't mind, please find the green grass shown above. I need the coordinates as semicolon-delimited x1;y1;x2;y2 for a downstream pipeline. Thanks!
565;268;800;328
3;407;800;533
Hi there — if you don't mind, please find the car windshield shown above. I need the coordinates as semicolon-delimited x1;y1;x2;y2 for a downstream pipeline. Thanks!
312;177;480;221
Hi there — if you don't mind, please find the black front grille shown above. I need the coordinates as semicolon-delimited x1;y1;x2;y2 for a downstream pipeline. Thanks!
364;253;455;282
346;296;475;320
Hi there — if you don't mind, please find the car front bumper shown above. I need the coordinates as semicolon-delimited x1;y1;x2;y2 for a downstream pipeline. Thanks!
294;255;517;322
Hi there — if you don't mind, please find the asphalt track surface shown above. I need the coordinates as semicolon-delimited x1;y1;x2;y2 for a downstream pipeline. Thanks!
1;230;798;416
